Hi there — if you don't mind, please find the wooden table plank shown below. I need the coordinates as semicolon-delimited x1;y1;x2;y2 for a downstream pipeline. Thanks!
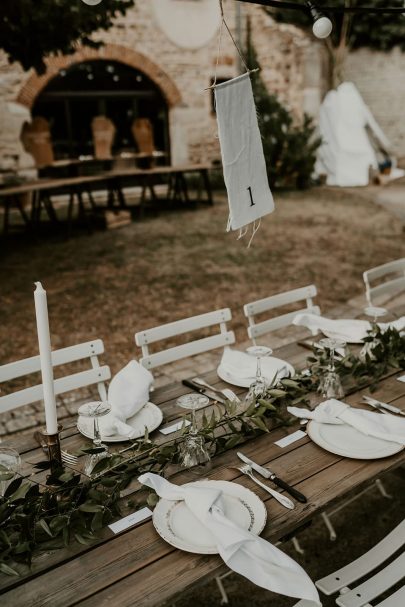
1;329;404;605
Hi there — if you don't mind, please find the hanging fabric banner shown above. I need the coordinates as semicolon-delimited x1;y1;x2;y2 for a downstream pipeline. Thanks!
214;72;275;233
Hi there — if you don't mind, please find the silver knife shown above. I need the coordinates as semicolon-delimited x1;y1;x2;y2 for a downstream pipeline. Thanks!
181;380;225;404
237;452;307;503
362;395;405;416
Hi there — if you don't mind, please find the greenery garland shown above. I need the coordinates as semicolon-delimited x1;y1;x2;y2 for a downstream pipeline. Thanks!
0;327;404;577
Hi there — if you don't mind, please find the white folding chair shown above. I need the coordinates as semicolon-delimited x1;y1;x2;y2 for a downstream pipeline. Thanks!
134;308;235;370
244;285;321;344
363;258;405;306
295;519;405;607
0;339;110;414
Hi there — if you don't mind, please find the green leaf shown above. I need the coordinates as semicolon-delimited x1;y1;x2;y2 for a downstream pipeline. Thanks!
8;482;31;502
90;458;111;476
99;476;117;487
0;562;19;577
0;472;14;482
14;542;30;555
78;503;104;513
146;492;159;508
81;447;106;455
0;529;10;546
251;417;269;433
257;399;277;412
244;402;257;417
4;478;22;498
91;511;104;532
267;389;287;398
224;436;241;449
59;472;75;483
74;533;92;546
49;516;68;534
34;460;52;470
39;519;53;537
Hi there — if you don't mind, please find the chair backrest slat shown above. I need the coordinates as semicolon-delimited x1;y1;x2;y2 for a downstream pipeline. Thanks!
135;308;235;371
135;309;232;346
336;551;405;607
316;519;405;596
0;340;105;383
0;339;109;413
248;306;321;339
0;366;111;414
140;332;235;370
244;285;320;343
363;258;405;305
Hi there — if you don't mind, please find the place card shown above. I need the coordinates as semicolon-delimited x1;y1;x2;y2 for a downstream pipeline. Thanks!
397;374;405;383
108;507;152;534
159;419;191;435
274;430;307;448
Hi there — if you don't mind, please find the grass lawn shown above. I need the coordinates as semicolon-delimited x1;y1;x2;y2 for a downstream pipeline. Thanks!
1;186;404;373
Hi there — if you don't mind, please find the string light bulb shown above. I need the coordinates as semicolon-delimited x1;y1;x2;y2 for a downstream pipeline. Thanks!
306;1;333;39
81;0;103;6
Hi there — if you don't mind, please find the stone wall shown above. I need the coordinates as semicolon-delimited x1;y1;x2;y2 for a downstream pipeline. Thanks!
0;1;309;172
344;47;405;159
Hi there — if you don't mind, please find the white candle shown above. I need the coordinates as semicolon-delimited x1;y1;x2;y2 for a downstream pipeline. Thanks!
34;282;58;434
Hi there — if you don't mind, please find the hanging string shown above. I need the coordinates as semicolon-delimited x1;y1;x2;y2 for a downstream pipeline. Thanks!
247;218;261;248
212;3;224;88
206;0;258;91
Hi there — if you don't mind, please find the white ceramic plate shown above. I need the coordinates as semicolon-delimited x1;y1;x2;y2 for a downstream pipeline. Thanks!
307;420;404;459
152;479;267;554
217;357;295;388
77;402;163;443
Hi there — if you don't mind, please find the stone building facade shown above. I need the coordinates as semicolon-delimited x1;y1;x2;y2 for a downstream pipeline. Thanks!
0;1;315;173
0;0;404;173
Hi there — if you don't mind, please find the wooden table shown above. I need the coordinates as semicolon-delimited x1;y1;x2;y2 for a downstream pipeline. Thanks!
0;164;213;235
1;324;405;606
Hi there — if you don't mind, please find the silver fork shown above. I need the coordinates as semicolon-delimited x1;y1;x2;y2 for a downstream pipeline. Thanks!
193;377;241;403
234;464;295;510
34;431;79;466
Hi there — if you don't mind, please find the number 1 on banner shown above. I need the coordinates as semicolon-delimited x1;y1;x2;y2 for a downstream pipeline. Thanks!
247;186;255;207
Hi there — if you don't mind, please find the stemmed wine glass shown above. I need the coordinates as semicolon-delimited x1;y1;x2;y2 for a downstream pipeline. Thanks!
176;393;211;468
318;338;346;399
245;345;273;403
78;401;111;475
0;447;21;497
360;306;387;361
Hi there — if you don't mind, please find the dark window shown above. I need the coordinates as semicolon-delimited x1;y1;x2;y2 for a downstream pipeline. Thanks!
32;60;169;160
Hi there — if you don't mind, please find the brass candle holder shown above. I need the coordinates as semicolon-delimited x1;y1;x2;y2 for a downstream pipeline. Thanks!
40;426;63;474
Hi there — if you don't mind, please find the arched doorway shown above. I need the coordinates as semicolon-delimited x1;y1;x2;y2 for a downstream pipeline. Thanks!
32;59;170;160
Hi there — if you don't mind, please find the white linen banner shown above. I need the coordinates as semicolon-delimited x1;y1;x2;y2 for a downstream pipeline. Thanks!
214;72;275;232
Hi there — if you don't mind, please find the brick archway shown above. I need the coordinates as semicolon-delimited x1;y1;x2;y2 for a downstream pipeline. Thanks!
17;43;182;109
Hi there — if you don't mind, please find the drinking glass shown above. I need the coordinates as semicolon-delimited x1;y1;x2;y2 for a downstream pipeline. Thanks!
319;338;346;399
0;447;21;497
177;393;211;468
78;401;111;475
360;306;388;361
245;345;272;403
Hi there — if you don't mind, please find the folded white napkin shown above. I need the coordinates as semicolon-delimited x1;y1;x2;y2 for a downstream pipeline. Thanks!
99;360;153;438
288;399;405;445
220;348;288;381
293;313;405;343
139;473;320;605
